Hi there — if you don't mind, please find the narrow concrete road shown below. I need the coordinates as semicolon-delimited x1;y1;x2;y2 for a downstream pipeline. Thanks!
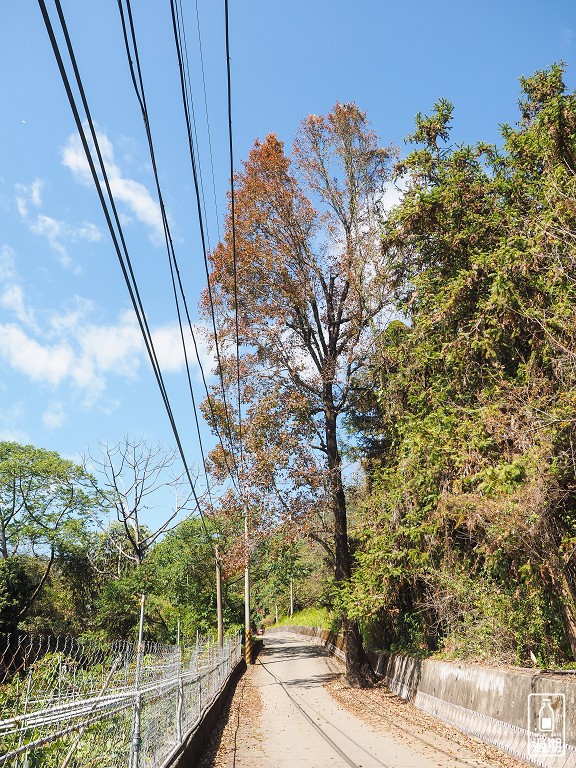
228;632;494;768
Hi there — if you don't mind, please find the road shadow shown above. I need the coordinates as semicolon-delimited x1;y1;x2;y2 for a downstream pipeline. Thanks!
281;671;340;688
259;637;342;688
261;636;330;664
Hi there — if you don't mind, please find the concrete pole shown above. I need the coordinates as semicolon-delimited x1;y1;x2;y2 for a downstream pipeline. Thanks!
290;578;294;617
130;595;146;768
244;514;252;664
216;549;223;649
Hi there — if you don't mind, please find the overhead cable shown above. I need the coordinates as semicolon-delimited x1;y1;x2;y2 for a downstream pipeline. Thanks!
117;0;243;512
117;0;221;526
37;0;205;523
169;0;242;481
224;0;244;472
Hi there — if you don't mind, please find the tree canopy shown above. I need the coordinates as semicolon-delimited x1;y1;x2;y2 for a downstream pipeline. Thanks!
203;103;395;684
344;63;576;664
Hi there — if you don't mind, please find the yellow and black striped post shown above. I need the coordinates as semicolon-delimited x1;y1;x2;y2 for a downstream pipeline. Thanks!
245;628;253;665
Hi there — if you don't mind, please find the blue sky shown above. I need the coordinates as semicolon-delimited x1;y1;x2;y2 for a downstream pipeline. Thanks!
0;1;575;515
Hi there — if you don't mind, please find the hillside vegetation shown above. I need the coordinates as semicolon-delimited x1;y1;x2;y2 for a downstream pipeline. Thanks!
342;64;576;666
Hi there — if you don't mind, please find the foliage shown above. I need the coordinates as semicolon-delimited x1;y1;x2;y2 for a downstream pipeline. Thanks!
274;606;337;632
203;103;396;683
251;529;331;623
345;64;576;665
0;556;40;632
5;69;576;671
0;442;97;630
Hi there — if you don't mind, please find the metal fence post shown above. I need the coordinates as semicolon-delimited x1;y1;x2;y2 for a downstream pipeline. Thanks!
130;595;146;768
197;649;202;714
176;642;183;745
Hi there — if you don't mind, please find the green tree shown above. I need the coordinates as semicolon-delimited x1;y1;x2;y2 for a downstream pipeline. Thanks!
0;442;96;628
347;64;576;664
143;518;225;639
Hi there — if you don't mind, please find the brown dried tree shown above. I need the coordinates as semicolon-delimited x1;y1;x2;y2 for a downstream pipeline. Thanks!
204;104;394;685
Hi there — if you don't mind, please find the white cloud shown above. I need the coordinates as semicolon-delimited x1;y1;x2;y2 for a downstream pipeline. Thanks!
0;245;37;329
0;252;211;411
78;310;143;379
0;245;17;280
379;179;407;213
47;297;96;336
0;428;29;443
0;324;74;386
29;178;44;208
0;398;28;443
152;322;216;379
0;283;37;329
15;180;102;269
30;214;72;267
42;402;66;430
152;325;186;373
109;177;163;236
75;222;101;242
62;129;163;238
15;178;44;219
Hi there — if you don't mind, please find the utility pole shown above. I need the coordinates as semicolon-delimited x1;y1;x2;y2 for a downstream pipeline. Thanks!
244;513;252;664
216;548;223;649
130;595;145;768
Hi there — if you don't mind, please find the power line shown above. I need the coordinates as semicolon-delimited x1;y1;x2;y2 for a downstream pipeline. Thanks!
37;0;206;527
116;0;239;513
224;0;244;472
117;0;217;523
175;0;213;253
193;0;222;242
169;0;242;483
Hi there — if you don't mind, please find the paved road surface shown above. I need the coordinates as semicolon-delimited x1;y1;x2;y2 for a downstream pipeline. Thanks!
229;632;495;768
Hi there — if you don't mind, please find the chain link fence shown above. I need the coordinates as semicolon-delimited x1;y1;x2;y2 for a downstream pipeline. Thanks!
0;630;242;768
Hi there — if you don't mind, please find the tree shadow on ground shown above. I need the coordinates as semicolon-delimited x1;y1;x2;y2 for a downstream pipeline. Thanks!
281;671;340;688
261;637;329;663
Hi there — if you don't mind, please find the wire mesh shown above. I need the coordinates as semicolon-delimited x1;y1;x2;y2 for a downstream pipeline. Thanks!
0;632;242;768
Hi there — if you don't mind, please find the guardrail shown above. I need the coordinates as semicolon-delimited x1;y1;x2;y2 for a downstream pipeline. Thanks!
0;630;242;767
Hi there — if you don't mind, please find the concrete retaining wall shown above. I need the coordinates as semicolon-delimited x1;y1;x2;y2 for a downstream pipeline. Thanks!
271;625;576;768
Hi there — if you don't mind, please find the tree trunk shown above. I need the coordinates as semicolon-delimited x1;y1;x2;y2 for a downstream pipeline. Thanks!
325;401;376;687
324;402;350;583
0;522;8;560
18;547;55;621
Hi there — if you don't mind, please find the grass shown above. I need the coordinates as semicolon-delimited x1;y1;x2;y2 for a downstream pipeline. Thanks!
272;607;337;631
